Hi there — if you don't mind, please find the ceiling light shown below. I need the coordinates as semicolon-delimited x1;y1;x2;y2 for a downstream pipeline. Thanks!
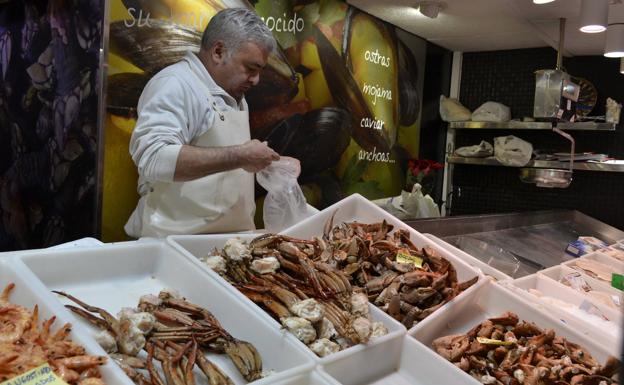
580;0;608;33
416;1;446;19
604;23;624;57
533;0;555;4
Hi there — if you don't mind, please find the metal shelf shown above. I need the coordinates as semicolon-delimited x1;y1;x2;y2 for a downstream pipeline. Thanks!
448;155;624;172
449;121;617;131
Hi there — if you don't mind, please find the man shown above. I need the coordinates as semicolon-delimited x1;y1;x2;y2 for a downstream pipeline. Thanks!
125;8;280;238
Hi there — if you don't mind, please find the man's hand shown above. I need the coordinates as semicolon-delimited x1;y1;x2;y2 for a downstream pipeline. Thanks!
239;140;280;172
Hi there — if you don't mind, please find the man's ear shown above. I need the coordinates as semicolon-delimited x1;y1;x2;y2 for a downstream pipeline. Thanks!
212;41;226;64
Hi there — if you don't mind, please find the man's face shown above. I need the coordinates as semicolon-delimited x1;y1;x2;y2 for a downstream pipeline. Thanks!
215;41;268;101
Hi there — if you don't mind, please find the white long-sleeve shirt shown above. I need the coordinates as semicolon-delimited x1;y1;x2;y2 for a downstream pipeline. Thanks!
129;50;248;196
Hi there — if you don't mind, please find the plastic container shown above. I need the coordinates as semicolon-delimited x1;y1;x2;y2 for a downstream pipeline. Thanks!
14;240;315;385
564;251;624;286
410;281;621;373
539;264;623;310
166;233;408;365
321;335;476;385
272;370;341;385
424;233;512;281
280;194;485;335
0;258;134;385
502;274;622;353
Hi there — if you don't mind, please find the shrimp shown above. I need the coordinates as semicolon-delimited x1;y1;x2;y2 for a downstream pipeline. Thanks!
0;305;31;343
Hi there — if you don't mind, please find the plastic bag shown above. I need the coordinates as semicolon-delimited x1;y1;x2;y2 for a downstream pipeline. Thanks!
471;101;511;122
257;157;310;232
439;95;471;122
494;135;533;167
455;140;493;158
400;184;440;218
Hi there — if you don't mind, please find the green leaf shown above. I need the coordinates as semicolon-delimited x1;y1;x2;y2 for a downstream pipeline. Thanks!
318;0;348;27
341;154;368;187
345;181;385;200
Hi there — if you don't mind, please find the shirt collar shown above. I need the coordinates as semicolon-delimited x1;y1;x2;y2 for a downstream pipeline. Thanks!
183;50;246;110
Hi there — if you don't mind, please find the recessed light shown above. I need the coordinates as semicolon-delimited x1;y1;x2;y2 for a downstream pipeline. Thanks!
533;0;555;4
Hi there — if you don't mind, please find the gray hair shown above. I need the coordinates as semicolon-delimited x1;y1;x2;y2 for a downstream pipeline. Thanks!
201;8;276;56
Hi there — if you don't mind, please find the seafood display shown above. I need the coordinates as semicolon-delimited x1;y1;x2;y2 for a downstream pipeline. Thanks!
0;283;108;384
558;271;621;310
316;218;479;329
202;235;390;357
570;258;622;284
432;311;621;385
55;288;266;384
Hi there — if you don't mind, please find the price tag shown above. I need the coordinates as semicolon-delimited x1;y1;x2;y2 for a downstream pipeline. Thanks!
612;273;624;291
1;364;68;385
396;251;423;268
476;337;513;346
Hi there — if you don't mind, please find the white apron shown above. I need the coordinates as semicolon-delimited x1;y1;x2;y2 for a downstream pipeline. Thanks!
136;96;256;237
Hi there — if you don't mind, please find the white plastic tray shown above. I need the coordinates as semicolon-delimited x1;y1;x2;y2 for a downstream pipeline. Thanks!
272;370;341;385
0;258;134;385
539;264;623;308
423;233;512;281
166;233;407;365
14;240;315;385
280;194;485;336
322;335;476;385
501;274;622;352
410;281;620;383
564;251;624;284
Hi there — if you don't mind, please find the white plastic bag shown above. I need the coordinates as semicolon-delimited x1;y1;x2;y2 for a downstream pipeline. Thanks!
439;95;472;122
494;135;533;167
257;157;310;232
400;184;440;219
471;101;511;122
455;140;493;158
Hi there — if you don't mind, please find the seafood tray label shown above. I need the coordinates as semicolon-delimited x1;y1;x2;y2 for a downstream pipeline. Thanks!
396;251;423;268
0;364;67;385
475;337;513;346
612;273;624;290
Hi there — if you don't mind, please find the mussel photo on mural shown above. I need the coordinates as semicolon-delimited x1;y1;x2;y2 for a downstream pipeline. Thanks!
106;72;149;118
398;38;420;127
343;7;399;151
264;107;352;180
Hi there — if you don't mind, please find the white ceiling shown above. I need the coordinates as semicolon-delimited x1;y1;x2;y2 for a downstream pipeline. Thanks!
346;0;623;56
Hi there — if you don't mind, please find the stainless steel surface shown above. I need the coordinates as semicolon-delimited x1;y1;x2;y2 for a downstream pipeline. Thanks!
556;18;565;71
556;121;617;131
519;127;575;188
447;155;624;172
534;69;570;119
519;168;573;188
407;210;624;270
449;121;616;131
449;121;553;130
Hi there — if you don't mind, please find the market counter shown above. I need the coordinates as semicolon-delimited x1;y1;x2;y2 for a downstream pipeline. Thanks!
405;210;624;274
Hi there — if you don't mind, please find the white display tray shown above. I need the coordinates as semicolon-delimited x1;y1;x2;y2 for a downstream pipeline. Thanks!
322;335;475;385
539;264;624;307
410;281;620;384
501;274;622;353
280;194;486;335
0;258;133;385
13;240;315;385
423;233;512;281
563;251;624;284
272;370;341;385
166;234;407;365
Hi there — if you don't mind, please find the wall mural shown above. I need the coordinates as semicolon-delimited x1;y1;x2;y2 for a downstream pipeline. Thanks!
103;0;424;241
0;0;103;251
